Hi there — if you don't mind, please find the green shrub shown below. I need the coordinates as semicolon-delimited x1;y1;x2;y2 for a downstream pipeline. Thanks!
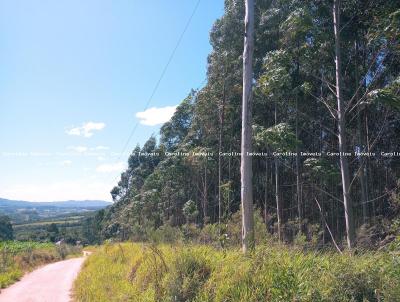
164;250;211;302
181;224;201;243
197;224;220;246
149;225;183;244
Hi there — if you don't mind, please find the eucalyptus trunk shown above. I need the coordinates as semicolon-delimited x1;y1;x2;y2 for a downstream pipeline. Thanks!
333;0;355;249
296;98;302;234
218;78;226;229
241;0;255;253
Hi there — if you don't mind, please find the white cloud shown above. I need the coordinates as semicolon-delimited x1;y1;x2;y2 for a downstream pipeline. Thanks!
96;162;125;173
92;146;109;150
97;156;106;161
136;105;177;126
66;145;109;154
67;146;88;153
66;122;106;138
60;160;72;166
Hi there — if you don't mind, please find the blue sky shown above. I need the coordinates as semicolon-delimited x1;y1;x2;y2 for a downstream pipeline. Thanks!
0;0;224;202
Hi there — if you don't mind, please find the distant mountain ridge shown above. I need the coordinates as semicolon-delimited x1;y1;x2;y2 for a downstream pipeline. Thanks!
0;198;112;208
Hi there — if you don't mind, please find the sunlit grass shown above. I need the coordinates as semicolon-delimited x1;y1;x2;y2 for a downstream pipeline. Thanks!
73;242;400;302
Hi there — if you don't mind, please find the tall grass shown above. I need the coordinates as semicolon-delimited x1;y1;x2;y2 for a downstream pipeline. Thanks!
73;242;400;302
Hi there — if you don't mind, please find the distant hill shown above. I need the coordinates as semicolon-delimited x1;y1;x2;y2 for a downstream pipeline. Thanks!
0;198;112;224
0;198;111;208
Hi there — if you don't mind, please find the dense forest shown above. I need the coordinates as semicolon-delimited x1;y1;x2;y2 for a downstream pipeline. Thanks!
86;0;400;251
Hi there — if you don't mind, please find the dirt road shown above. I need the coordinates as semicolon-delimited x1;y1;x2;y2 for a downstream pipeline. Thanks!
0;256;86;302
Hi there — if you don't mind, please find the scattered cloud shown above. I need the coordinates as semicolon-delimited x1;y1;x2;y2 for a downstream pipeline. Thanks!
66;145;109;154
92;146;109;150
67;146;88;153
97;156;106;161
60;160;72;166
96;162;125;173
136;106;177;126
66;122;106;138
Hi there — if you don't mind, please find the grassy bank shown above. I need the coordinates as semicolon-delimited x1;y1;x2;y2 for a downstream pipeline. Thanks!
0;241;81;288
73;242;400;302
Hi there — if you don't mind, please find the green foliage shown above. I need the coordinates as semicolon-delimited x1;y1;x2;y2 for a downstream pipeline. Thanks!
280;7;313;41
160;92;195;150
303;157;340;180
197;224;220;246
45;223;60;242
0;215;13;241
182;200;199;224
367;77;400;110
253;123;300;152
0;241;54;253
258;50;291;94
113;210;270;250
149;225;183;244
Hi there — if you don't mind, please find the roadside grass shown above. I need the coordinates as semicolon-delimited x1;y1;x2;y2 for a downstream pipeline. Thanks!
0;241;82;288
73;242;400;302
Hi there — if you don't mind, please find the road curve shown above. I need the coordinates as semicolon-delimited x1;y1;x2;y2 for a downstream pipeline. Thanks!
0;256;86;302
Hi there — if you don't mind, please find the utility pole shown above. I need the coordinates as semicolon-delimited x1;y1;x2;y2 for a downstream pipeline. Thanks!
241;0;255;253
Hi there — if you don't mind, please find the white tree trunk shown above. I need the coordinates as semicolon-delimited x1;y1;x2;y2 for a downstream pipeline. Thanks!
241;0;255;253
218;78;226;230
275;156;282;242
333;0;355;249
274;101;282;242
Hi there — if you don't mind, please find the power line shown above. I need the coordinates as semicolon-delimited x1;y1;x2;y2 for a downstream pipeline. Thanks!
110;0;202;185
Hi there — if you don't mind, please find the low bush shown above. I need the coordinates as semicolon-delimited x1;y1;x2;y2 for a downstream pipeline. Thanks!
163;249;211;302
149;225;184;244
